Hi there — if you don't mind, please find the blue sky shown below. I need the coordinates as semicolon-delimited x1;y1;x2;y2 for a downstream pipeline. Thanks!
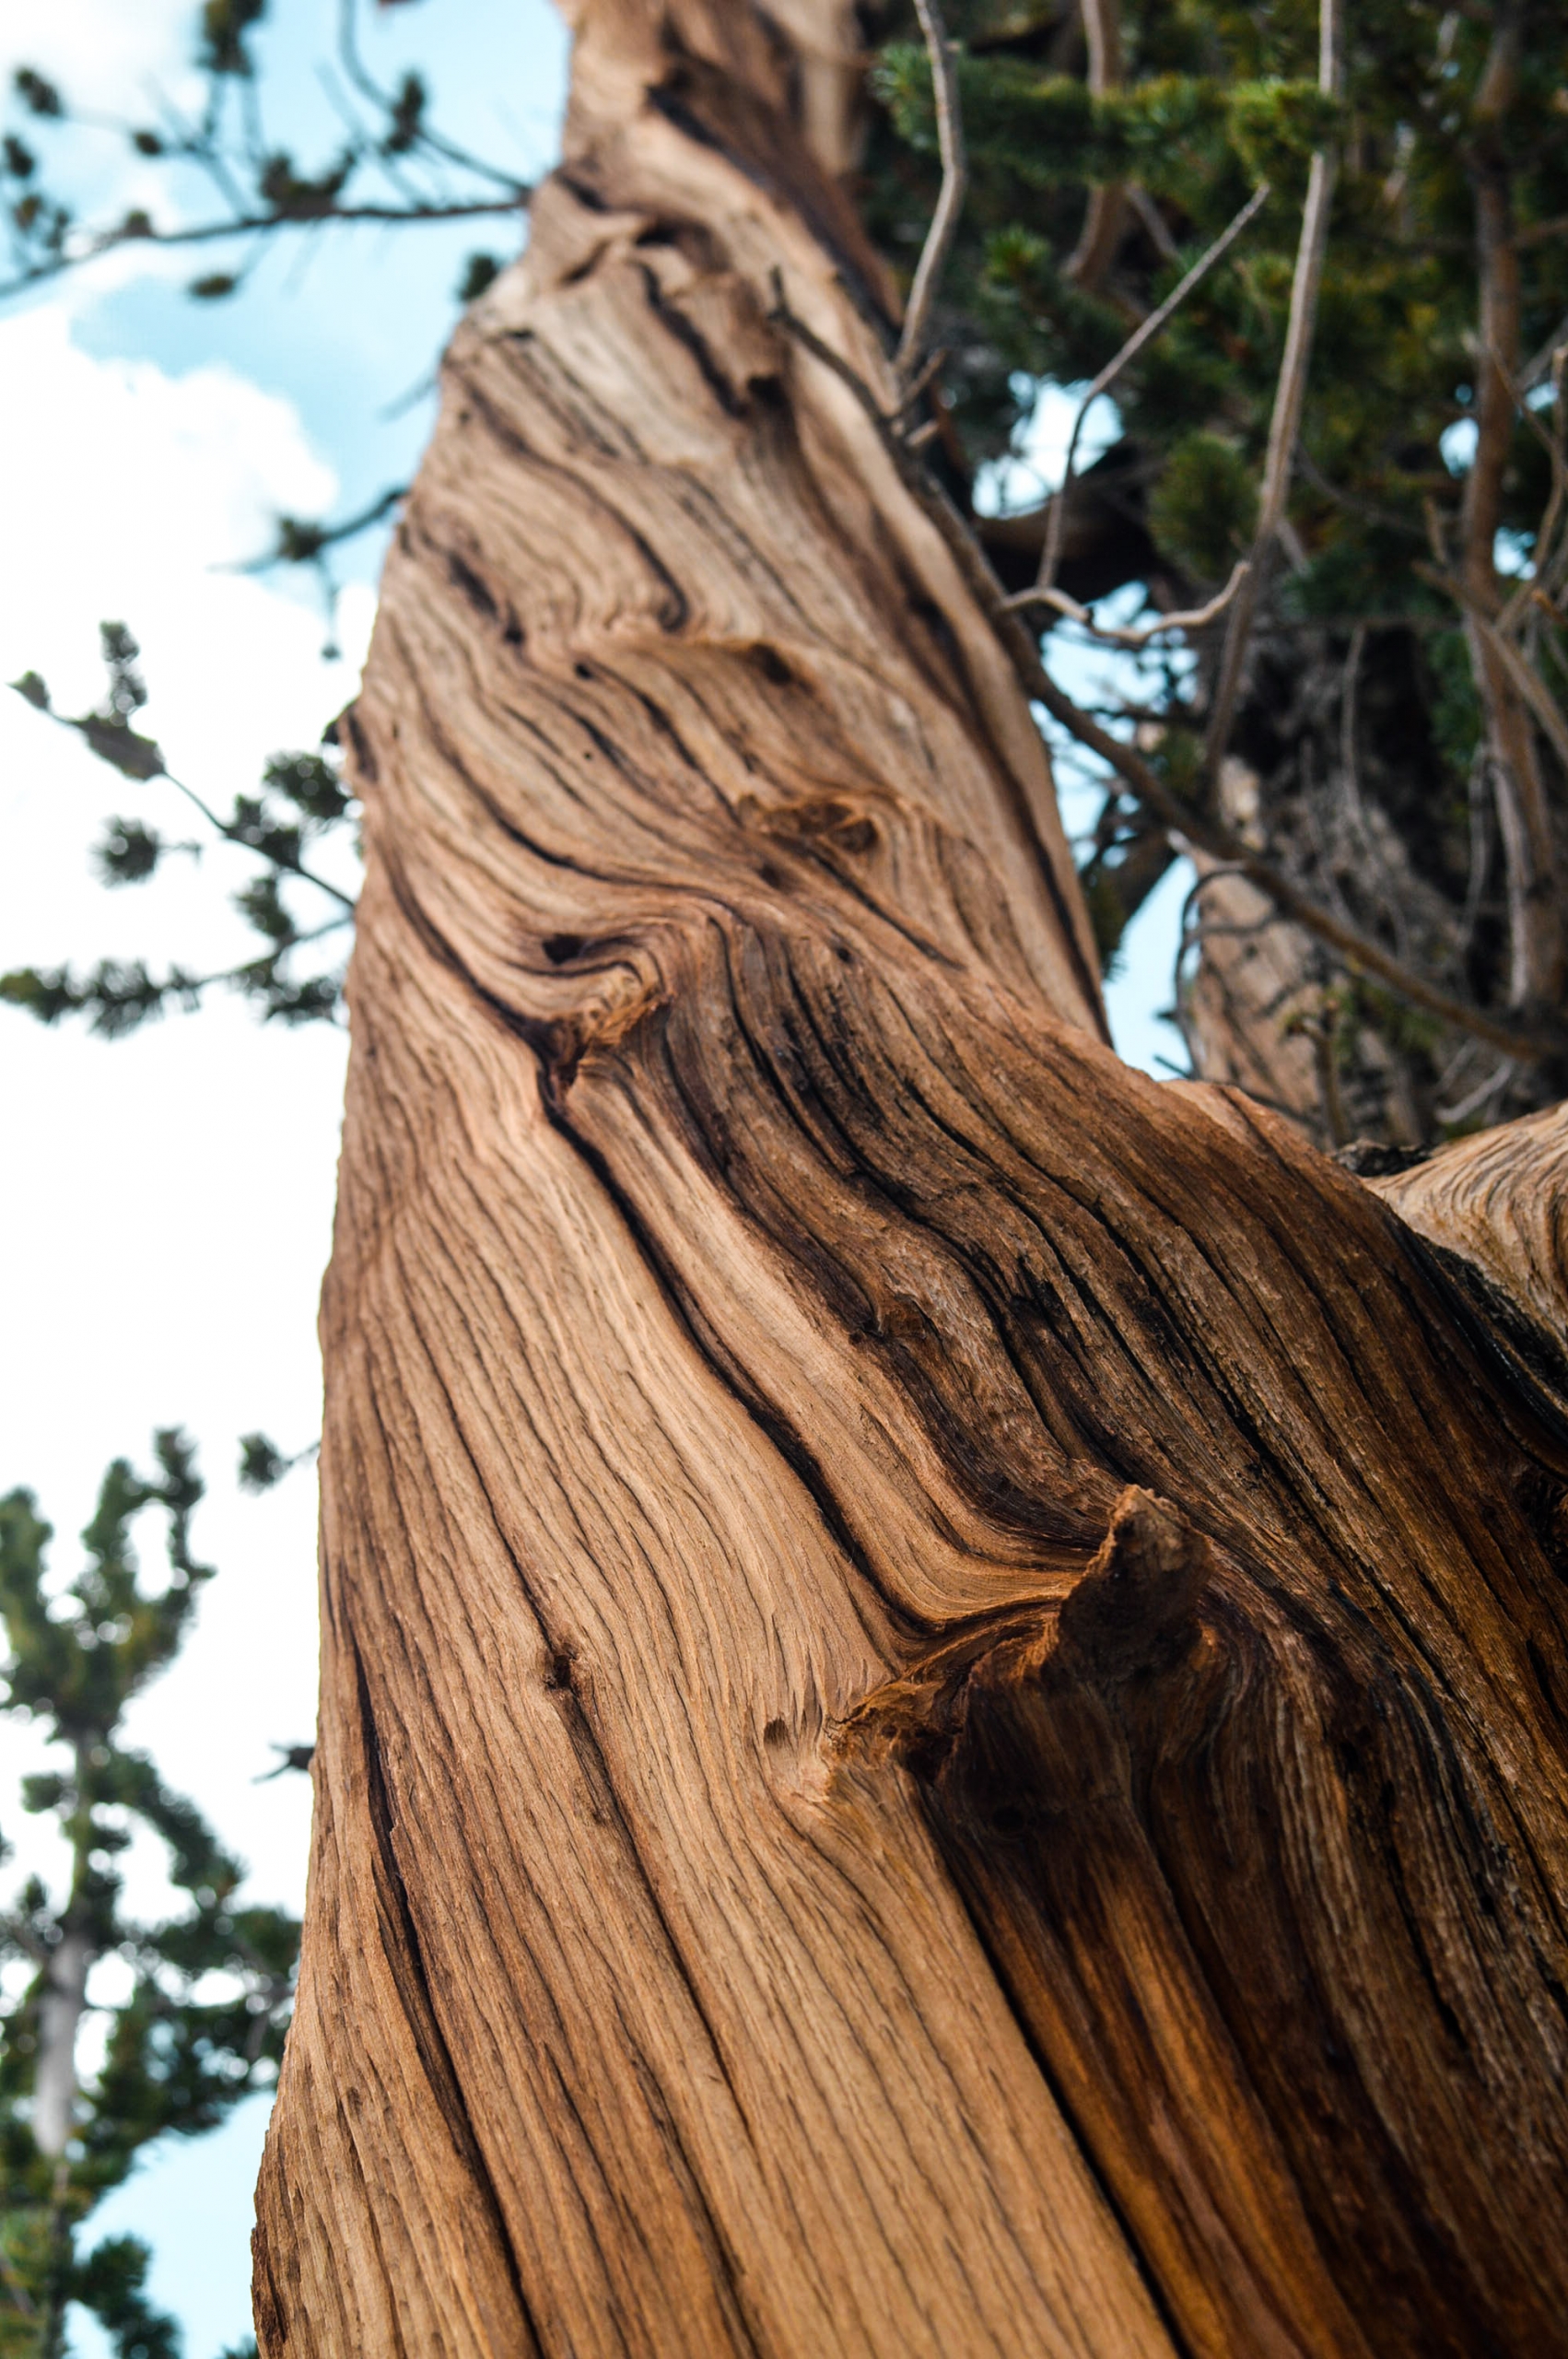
0;7;1185;2351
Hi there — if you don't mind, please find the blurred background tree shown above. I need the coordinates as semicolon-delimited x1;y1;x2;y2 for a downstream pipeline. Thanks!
865;0;1568;1145
0;1437;298;2359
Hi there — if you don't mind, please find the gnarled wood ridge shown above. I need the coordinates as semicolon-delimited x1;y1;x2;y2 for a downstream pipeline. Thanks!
254;6;1568;2353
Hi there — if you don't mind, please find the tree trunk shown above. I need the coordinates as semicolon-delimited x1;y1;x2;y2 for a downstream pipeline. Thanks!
254;7;1568;2353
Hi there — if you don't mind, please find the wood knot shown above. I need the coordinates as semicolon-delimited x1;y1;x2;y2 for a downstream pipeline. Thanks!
1058;1485;1212;1683
834;1487;1211;1798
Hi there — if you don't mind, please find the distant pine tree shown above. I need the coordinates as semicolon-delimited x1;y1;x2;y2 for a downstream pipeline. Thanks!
0;1436;298;2358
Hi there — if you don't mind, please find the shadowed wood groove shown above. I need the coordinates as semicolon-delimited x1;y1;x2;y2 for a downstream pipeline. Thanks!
255;6;1568;2353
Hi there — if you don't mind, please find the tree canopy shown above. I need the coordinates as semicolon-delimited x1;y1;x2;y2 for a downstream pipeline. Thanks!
5;0;1565;1148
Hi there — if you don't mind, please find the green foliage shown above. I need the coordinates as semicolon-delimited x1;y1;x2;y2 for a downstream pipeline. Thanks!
870;0;1568;629
1148;432;1258;582
4;628;358;1039
11;72;62;122
1;7;528;307
863;0;1568;1122
383;73;427;157
876;45;1329;199
0;1439;298;2354
254;151;354;222
457;252;500;303
235;1439;288;1497
261;756;349;828
198;0;268;79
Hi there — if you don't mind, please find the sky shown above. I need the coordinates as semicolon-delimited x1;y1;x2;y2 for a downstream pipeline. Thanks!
0;8;1184;2352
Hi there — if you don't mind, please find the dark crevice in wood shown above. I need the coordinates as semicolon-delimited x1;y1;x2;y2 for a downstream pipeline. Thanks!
843;1483;1568;2355
645;63;894;344
349;1634;544;2356
1394;1224;1568;1452
616;2033;766;2359
530;1022;930;1649
635;261;749;419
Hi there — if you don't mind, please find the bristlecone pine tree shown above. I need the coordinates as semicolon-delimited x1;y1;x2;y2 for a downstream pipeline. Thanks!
182;3;1568;2354
6;0;1568;2349
0;1435;296;2359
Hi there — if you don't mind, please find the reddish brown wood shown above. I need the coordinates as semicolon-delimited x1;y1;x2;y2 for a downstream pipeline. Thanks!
254;10;1568;2353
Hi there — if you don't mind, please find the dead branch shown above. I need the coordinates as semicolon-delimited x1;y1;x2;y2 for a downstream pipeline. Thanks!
1202;0;1342;773
1003;559;1249;645
769;266;1557;1066
896;0;968;381
1037;182;1271;594
1064;0;1128;292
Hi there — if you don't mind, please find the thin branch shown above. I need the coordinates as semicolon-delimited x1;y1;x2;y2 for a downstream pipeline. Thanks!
232;484;408;574
1520;312;1568;393
919;475;1558;1063
1512;213;1568;253
1492;339;1568;635
1037;182;1272;594
1127;184;1180;263
1064;0;1128;292
1436;1052;1516;1126
1203;0;1342;772
770;273;904;447
1004;558;1249;645
18;693;361;913
159;770;358;910
1419;561;1568;783
0;194;531;306
1030;668;1551;1061
335;0;530;195
766;272;1555;1062
896;0;968;381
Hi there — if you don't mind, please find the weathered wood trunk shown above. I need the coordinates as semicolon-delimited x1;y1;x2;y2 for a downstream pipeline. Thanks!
253;7;1568;2353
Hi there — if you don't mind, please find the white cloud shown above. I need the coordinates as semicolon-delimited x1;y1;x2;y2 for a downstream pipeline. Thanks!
0;302;366;1929
1;0;198;121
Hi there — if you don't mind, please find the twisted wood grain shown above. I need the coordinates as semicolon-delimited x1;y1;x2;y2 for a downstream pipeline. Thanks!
256;7;1568;2353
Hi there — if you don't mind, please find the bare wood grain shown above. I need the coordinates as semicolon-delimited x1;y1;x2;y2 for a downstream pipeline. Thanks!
256;7;1568;2353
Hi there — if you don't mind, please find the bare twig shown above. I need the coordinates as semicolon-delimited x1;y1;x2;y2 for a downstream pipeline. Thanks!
896;0;968;381
892;345;950;418
1127;184;1180;263
335;0;532;194
1203;0;1342;773
930;479;1556;1060
1512;214;1568;255
1521;311;1568;391
1065;0;1128;291
1436;1053;1516;1126
1004;558;1249;645
769;273;901;440
0;195;530;307
1498;340;1568;633
1030;670;1553;1058
231;484;409;575
1037;182;1271;593
767;270;1557;1062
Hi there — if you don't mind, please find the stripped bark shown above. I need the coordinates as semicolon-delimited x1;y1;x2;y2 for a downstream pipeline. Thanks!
256;6;1568;2353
